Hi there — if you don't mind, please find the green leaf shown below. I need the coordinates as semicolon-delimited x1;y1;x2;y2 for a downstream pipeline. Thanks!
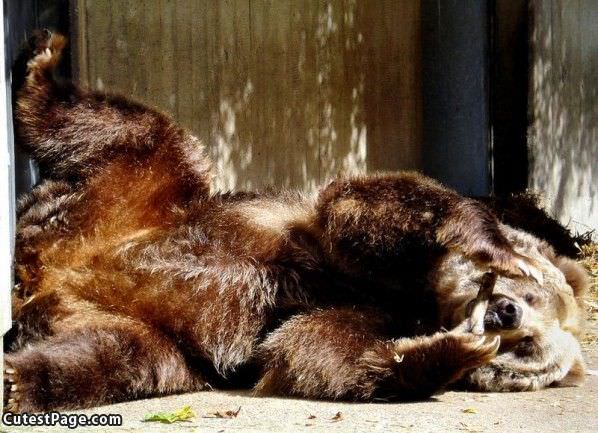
143;405;195;424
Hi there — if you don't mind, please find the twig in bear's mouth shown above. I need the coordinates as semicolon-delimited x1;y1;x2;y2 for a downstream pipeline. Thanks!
468;272;497;335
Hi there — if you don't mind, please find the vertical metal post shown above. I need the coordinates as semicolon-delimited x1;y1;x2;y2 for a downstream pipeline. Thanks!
421;0;491;196
0;0;17;414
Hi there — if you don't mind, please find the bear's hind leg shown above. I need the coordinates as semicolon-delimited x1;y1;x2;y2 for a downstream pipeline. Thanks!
3;318;206;412
16;30;211;193
255;308;499;401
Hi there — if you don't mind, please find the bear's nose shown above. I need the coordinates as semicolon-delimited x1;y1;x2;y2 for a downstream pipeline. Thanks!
494;298;522;329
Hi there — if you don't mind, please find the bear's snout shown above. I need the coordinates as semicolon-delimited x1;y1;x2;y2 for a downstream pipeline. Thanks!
485;297;522;330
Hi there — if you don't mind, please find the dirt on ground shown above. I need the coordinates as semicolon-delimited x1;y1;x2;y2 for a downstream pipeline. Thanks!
2;354;596;433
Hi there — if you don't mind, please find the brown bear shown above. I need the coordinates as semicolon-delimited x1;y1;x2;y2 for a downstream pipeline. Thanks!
3;31;589;412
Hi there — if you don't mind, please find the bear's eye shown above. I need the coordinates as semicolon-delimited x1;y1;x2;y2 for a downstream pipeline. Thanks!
524;293;537;305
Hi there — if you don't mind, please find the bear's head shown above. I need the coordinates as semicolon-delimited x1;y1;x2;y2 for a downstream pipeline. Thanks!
431;224;589;391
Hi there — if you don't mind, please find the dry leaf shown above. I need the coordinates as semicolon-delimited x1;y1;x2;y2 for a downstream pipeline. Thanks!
457;421;483;433
331;412;343;421
462;407;478;414
203;407;242;419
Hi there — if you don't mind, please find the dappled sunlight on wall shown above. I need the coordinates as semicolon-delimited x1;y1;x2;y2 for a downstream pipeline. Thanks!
528;0;597;236
74;0;421;192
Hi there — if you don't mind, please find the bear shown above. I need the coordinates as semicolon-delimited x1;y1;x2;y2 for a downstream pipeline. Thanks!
3;31;589;412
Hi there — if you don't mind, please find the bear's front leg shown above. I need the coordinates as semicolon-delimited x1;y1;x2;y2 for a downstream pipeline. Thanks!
3;318;206;412
255;308;499;401
316;172;541;283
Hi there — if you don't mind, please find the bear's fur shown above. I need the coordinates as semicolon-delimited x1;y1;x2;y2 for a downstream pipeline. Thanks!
3;31;589;412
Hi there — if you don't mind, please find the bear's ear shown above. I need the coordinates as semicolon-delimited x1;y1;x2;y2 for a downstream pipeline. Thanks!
555;256;590;300
536;240;589;299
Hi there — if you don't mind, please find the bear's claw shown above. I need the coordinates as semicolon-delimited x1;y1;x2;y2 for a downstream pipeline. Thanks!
25;29;67;74
457;333;501;371
3;361;20;413
515;258;544;286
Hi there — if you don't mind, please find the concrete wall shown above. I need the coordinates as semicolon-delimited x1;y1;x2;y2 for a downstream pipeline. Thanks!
73;0;423;192
529;0;598;237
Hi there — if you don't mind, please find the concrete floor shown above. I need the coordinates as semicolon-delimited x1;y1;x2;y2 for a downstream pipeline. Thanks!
2;348;596;433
